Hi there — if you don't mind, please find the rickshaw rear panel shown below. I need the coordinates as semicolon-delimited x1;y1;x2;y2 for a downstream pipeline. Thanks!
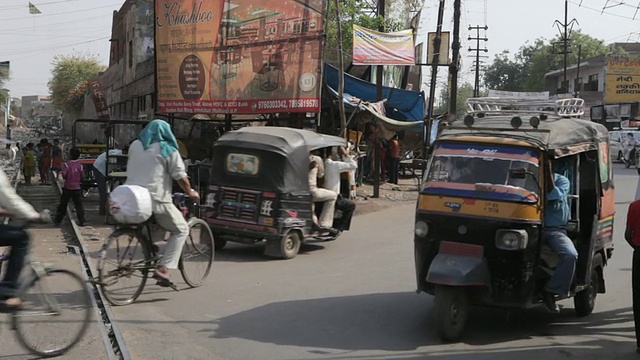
205;127;347;259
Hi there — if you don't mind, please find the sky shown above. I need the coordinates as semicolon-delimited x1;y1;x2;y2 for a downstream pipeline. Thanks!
0;0;639;99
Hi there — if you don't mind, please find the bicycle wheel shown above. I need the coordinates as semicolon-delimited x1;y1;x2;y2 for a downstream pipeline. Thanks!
98;228;151;306
13;269;92;358
179;218;215;288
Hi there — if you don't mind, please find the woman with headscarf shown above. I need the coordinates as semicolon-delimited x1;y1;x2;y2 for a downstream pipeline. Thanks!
124;119;199;287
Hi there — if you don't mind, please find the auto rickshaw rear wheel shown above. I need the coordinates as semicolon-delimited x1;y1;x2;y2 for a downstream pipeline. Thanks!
434;285;469;342
279;231;301;259
574;254;602;317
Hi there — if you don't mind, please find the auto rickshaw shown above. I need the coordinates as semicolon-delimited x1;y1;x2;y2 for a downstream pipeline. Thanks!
204;127;347;259
414;98;615;341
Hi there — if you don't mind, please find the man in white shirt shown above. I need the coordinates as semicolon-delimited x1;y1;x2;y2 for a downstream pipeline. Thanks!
4;144;16;163
124;120;199;287
93;148;122;215
324;146;358;232
0;168;48;307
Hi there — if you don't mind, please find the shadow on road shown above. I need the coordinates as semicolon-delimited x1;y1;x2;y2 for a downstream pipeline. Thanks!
214;242;326;263
207;292;635;353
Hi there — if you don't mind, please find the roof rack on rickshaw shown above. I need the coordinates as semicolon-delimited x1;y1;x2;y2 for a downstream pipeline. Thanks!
465;97;585;118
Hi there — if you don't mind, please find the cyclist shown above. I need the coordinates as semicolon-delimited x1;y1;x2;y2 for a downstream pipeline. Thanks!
124;119;199;287
0;168;49;307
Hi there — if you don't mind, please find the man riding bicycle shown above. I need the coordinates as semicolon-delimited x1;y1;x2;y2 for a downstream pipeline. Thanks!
124;119;199;287
0;169;49;308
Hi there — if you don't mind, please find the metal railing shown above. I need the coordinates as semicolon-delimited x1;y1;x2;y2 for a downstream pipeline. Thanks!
466;97;585;118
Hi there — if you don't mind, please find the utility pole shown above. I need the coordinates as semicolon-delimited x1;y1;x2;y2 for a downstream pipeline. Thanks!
575;44;582;97
553;0;578;94
372;0;385;199
468;26;488;98
424;0;446;159
449;0;461;119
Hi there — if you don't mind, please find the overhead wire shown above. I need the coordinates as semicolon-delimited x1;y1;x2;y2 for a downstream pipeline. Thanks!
0;0;83;10
0;2;123;21
0;14;109;33
569;0;640;20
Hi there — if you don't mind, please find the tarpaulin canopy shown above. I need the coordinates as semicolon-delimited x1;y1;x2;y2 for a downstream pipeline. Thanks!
323;63;426;121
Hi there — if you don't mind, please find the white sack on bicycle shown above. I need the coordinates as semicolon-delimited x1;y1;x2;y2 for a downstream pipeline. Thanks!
108;185;153;224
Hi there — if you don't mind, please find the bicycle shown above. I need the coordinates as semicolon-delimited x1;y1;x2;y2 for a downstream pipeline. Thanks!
97;192;215;306
0;225;92;357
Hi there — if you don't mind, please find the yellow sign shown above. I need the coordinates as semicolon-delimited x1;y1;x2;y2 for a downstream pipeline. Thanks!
605;54;640;103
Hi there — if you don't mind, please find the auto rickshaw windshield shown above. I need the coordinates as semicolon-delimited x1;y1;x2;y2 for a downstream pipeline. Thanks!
423;142;540;203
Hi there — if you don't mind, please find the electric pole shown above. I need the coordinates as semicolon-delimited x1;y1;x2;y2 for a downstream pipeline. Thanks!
449;0;461;119
468;25;488;97
424;0;446;158
553;0;578;94
372;0;385;198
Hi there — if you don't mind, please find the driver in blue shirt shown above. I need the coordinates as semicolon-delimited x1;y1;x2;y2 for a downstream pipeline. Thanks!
542;160;578;313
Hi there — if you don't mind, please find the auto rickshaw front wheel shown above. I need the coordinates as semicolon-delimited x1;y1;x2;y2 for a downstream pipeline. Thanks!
574;254;603;317
434;285;469;342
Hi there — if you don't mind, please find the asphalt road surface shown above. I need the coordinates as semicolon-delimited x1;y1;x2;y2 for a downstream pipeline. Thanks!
108;163;640;360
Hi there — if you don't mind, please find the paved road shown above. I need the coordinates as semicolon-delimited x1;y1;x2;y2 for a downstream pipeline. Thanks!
88;164;640;360
0;184;109;359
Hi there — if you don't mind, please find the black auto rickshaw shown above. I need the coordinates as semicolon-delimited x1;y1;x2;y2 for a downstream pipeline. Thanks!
204;127;348;259
414;98;615;341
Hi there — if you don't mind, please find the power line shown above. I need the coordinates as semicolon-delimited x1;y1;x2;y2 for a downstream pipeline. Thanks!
2;36;109;57
569;0;640;20
0;14;108;33
0;0;83;10
0;3;123;21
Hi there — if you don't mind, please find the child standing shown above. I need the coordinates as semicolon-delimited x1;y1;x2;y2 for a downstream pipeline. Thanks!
54;148;86;226
51;139;64;180
22;143;36;185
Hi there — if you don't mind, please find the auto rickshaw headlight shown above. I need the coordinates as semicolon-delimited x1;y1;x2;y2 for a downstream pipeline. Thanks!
495;229;528;250
415;221;429;237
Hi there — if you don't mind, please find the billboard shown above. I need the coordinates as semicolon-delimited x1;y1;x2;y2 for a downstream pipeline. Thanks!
155;0;325;115
425;32;450;65
605;54;640;103
352;25;415;66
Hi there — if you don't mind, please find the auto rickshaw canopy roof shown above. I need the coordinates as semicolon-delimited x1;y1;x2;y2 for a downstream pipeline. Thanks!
211;127;347;192
441;98;609;159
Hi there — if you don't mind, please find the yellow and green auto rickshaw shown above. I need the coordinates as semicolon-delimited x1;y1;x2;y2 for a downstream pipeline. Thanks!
414;98;615;341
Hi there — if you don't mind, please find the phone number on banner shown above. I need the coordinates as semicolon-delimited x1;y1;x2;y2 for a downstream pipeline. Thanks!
257;99;319;110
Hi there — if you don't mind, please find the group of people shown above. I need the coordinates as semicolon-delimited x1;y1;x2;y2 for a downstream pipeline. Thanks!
309;146;358;236
363;123;402;184
0;119;195;306
20;138;64;185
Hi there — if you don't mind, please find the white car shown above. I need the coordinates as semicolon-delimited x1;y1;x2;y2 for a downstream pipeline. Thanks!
610;130;640;162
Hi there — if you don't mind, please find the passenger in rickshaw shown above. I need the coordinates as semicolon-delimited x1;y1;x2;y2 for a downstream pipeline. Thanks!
542;160;577;313
308;154;338;235
324;146;357;232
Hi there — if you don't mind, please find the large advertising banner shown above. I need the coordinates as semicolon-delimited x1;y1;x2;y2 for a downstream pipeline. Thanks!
352;25;415;66
155;0;325;114
605;54;640;103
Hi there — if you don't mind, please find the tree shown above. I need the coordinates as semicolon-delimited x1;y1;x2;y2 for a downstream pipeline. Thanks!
48;53;105;111
436;82;475;116
484;31;621;92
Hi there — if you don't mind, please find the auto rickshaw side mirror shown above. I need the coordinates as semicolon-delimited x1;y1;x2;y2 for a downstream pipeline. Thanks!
509;168;528;179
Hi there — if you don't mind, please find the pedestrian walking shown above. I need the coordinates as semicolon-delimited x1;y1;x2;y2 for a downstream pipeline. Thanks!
39;139;52;184
22;143;36;185
51;139;64;180
54;147;85;226
626;196;640;353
